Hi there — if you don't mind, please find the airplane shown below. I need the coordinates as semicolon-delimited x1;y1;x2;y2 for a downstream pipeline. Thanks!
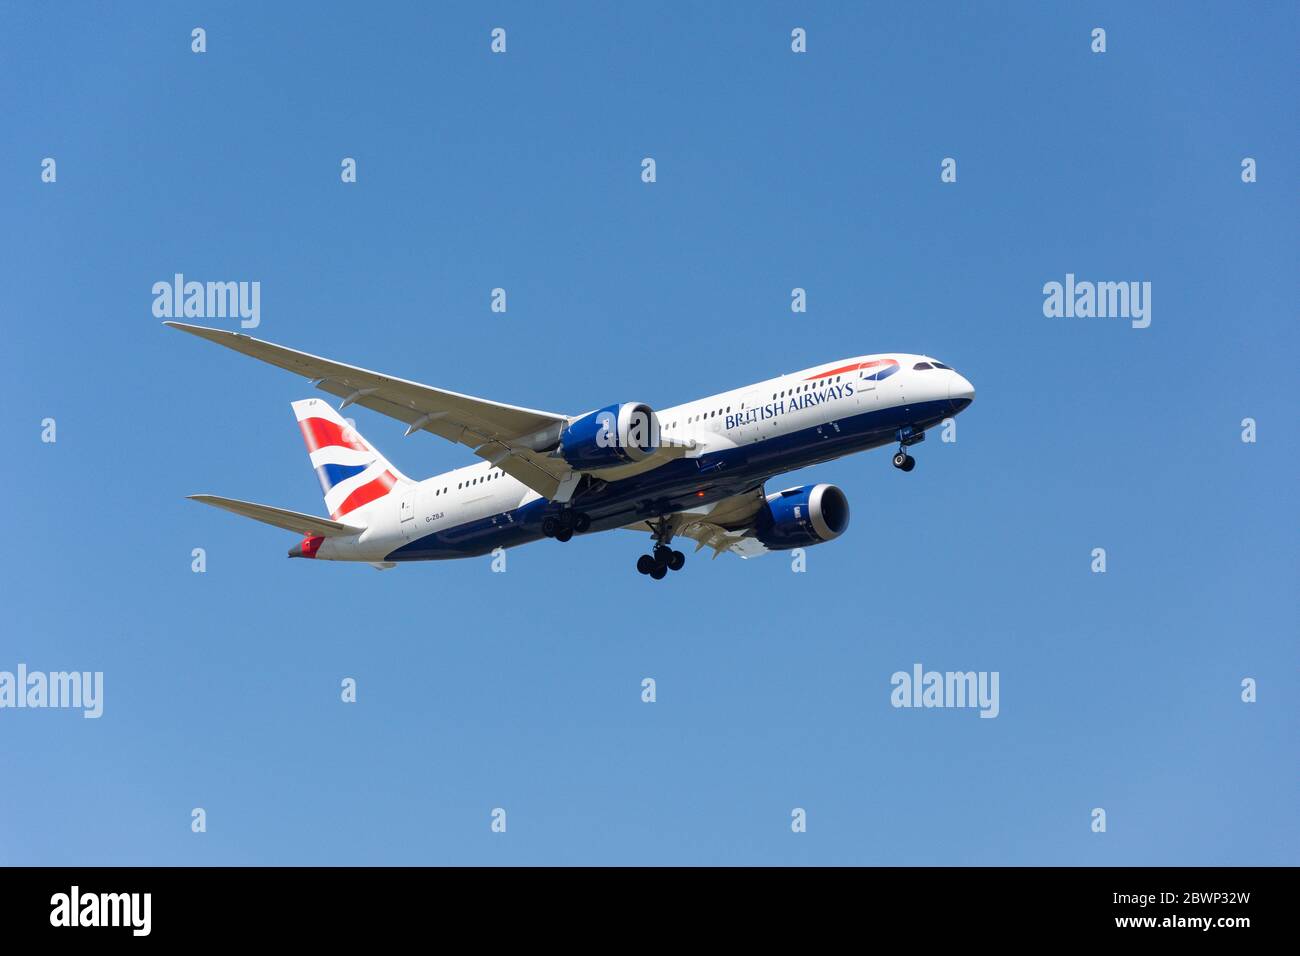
166;321;975;578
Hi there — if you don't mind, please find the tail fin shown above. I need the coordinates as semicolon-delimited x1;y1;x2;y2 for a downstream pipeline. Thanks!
292;398;410;522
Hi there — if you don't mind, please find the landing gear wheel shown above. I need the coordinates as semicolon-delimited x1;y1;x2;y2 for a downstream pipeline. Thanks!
554;526;573;543
573;512;591;534
640;517;680;579
892;451;908;469
542;516;559;537
901;455;915;472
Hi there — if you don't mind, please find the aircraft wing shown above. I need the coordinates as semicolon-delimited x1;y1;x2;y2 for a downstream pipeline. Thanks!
165;322;574;499
188;495;362;537
622;487;772;559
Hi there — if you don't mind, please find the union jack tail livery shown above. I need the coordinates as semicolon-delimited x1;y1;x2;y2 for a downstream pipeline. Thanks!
292;398;410;522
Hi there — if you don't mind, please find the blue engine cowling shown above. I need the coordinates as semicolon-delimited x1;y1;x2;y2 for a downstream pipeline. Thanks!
560;402;661;469
755;484;851;550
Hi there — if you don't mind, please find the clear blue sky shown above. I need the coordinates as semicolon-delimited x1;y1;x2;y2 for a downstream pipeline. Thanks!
3;2;1295;865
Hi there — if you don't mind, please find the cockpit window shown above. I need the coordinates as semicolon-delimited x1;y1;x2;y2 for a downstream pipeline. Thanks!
913;362;933;370
932;361;952;370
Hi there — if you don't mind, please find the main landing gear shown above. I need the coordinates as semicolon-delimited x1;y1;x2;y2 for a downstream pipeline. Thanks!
542;510;591;543
637;545;686;580
636;517;686;580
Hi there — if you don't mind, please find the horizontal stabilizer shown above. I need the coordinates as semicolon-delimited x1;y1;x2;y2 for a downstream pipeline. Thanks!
187;495;363;537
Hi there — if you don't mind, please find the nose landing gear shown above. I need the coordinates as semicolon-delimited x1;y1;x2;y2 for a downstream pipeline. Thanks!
892;425;923;472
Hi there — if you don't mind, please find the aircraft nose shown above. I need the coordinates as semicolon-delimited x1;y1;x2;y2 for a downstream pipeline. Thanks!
948;373;975;412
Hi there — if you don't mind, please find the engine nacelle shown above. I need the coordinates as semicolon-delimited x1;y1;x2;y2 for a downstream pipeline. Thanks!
560;402;661;469
755;484;851;550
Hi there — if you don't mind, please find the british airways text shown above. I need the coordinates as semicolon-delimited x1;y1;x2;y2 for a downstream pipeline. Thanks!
726;382;854;430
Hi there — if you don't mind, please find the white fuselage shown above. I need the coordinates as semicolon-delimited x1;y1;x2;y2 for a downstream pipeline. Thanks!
315;353;972;562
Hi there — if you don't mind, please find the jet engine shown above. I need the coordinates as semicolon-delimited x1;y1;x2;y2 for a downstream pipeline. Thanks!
755;484;850;550
560;402;661;469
